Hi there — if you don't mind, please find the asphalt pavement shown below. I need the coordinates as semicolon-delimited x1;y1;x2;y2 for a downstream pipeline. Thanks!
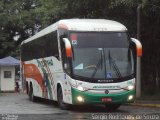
0;93;160;120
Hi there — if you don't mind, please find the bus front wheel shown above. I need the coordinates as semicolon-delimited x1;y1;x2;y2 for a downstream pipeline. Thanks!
105;104;121;111
57;87;70;110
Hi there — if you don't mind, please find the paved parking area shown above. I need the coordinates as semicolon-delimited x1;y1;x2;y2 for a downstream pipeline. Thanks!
0;93;160;120
0;93;63;114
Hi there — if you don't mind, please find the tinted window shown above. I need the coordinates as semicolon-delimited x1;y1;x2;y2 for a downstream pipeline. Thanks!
70;32;129;48
21;31;59;61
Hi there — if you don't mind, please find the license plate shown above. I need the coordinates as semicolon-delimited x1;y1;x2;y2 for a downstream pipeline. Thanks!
102;98;112;102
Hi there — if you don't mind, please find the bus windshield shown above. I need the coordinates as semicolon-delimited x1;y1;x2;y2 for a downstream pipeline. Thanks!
70;32;134;80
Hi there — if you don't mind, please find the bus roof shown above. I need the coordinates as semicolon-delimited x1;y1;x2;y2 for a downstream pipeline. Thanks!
22;19;127;44
59;19;127;31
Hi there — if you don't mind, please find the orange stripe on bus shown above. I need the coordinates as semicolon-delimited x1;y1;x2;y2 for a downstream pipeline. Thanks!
24;63;43;90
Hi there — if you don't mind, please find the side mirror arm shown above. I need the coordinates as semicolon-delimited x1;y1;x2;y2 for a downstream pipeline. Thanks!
131;38;142;98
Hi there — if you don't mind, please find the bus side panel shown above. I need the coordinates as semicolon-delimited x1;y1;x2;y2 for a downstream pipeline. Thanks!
55;73;73;104
26;78;43;97
23;57;64;101
23;60;44;98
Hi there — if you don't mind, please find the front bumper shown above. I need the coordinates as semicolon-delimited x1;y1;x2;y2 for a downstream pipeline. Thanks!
71;88;135;105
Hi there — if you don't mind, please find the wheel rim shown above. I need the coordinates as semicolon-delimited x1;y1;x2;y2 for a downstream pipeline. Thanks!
57;88;70;109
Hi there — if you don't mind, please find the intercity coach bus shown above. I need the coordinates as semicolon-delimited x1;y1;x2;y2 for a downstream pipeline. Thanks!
20;19;142;110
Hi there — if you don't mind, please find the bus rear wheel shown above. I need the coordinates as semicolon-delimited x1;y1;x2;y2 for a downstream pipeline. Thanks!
105;104;121;111
29;84;37;102
57;87;70;110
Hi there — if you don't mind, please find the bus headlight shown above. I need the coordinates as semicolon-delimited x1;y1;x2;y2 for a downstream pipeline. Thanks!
128;95;134;101
77;96;84;102
127;85;135;90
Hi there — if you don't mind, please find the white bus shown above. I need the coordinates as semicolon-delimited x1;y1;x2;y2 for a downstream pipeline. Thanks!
20;19;142;110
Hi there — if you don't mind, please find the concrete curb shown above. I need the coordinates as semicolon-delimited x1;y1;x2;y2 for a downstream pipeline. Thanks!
125;103;160;108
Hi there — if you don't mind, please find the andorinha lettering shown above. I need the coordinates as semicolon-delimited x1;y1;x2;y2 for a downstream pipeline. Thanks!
37;59;53;67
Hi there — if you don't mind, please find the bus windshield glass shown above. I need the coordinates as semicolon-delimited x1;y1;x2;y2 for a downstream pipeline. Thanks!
70;32;134;80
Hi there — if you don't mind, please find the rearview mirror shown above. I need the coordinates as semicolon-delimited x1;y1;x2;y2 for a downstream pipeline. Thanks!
131;38;142;57
63;38;72;58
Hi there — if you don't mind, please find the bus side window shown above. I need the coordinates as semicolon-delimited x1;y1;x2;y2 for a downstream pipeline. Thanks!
52;32;59;60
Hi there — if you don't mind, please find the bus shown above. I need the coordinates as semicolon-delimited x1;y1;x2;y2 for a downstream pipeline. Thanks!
20;19;142;110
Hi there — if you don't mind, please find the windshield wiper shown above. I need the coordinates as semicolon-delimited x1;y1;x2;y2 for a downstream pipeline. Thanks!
108;50;122;78
91;49;103;78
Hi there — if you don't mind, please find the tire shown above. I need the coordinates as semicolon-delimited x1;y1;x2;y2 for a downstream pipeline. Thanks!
105;104;121;111
29;85;37;102
57;87;70;110
26;83;29;95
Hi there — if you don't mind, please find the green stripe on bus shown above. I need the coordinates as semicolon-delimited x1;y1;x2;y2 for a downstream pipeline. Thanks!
37;60;53;100
71;88;135;104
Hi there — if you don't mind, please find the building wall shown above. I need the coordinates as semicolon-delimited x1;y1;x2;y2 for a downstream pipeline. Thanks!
0;66;15;91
